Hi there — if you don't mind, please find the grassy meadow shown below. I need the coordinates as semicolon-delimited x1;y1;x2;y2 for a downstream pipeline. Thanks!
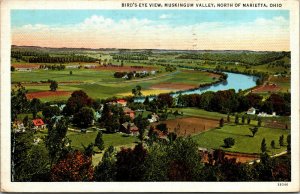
192;123;290;154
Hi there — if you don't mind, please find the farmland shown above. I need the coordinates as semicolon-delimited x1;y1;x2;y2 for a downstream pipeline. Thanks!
12;67;219;101
11;46;292;182
192;124;290;154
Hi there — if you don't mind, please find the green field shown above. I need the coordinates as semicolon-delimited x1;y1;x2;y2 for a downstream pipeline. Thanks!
192;123;290;154
171;107;227;120
67;131;138;150
12;67;219;101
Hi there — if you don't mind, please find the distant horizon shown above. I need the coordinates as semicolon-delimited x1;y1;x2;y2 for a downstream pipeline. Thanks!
12;10;289;51
12;44;290;52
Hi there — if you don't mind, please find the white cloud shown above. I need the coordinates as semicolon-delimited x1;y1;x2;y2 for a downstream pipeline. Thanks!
159;14;172;19
12;15;289;51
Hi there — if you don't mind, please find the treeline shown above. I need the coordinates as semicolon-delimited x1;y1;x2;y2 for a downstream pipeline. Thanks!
112;54;148;60
11;50;97;63
176;90;290;116
176;52;289;65
12;50;49;60
27;55;97;63
39;64;66;70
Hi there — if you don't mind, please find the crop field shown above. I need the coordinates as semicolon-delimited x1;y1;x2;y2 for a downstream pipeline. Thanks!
192;124;290;154
12;66;219;101
153;117;219;136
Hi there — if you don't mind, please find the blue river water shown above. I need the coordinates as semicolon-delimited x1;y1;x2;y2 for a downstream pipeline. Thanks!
135;72;258;102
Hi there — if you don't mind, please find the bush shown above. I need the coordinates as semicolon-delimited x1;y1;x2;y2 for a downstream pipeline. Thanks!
223;137;235;148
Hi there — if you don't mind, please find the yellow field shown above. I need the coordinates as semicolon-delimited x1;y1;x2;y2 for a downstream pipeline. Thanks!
118;89;176;96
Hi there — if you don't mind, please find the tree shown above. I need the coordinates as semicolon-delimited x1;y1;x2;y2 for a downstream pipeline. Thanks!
50;80;58;91
271;140;275;150
11;83;29;120
249;126;258;137
167;132;177;143
45;118;70;166
279;135;284;147
70;71;73;75
11;66;15;71
235;114;239;124
157;93;174;108
227;113;230;122
42;105;60;120
258;117;262;127
94;146;116;181
261;138;267;153
95;131;105;151
29;98;42;119
63;90;93;116
50;150;94;181
219;118;224;127
134;114;149;142
241;115;245;124
156;123;168;135
287;134;291;153
83;143;95;157
247;116;251;124
223;137;235;148
115;143;147;181
132;85;142;96
73;107;95;128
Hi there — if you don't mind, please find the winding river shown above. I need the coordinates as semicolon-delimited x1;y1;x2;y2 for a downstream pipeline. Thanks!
135;72;258;102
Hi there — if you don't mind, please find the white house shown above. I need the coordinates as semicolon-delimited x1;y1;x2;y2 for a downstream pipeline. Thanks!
247;107;256;115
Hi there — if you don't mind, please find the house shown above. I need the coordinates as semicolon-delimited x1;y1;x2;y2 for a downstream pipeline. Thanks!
51;115;63;122
123;107;135;119
117;99;127;107
148;113;159;123
32;119;46;130
121;122;139;135
150;70;156;75
84;64;96;69
247;107;256;115
258;112;277;117
12;121;26;133
66;65;80;69
95;111;101;120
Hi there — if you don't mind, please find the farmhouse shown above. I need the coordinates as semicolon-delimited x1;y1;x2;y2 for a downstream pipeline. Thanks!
84;64;96;68
247;107;256;115
148;113;159;123
32;119;46;130
116;99;127;107
66;65;80;69
12;121;26;133
121;122;139;135
123;107;135;119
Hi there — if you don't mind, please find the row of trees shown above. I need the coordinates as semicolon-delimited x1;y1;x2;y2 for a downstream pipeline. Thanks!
176;51;289;66
112;54;148;60
176;90;290;116
25;55;97;63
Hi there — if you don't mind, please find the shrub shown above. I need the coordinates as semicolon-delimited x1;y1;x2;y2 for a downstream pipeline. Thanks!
223;137;235;148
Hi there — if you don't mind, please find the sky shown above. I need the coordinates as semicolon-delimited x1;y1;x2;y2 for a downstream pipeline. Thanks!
11;10;290;51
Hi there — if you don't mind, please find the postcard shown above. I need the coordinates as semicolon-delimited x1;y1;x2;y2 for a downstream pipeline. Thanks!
1;0;299;192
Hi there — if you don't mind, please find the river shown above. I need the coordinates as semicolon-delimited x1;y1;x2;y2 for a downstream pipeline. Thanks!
135;71;258;102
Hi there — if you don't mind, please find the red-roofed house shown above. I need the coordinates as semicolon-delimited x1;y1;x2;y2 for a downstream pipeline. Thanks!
32;119;46;130
117;99;127;107
123;107;135;119
121;122;139;135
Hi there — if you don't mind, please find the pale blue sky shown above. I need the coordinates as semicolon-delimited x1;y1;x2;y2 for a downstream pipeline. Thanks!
11;10;289;27
11;10;290;51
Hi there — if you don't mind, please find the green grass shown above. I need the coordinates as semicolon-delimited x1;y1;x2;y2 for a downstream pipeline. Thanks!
12;67;218;101
67;131;138;150
170;107;227;120
192;123;290;154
